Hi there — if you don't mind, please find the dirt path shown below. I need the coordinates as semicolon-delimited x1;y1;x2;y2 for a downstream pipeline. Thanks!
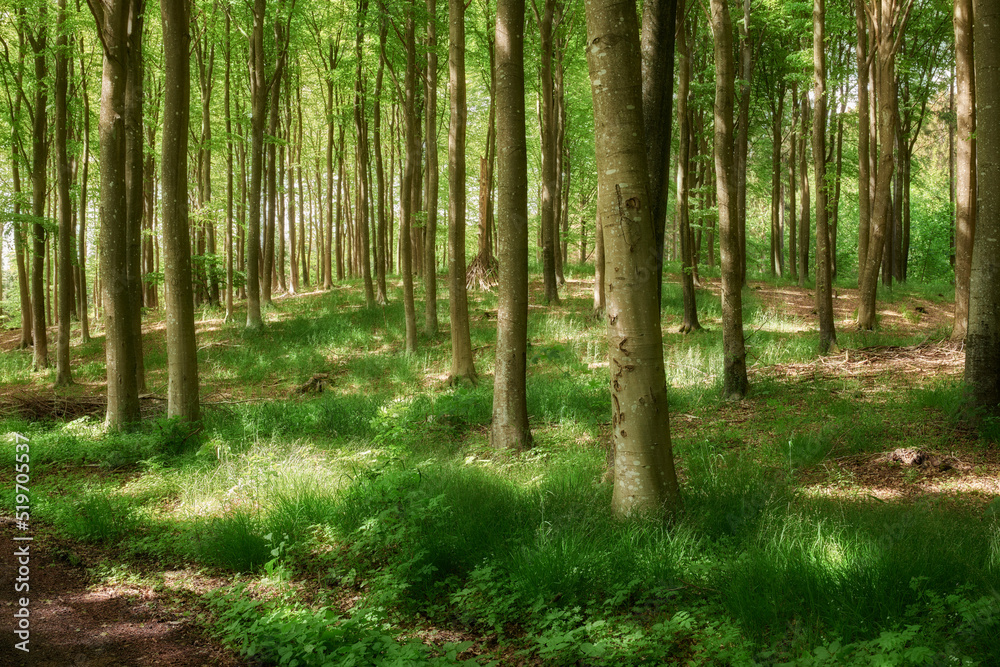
0;520;248;667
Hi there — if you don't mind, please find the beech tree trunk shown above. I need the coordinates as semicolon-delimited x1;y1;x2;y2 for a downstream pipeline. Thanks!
584;0;681;516
710;0;749;399
374;19;389;304
640;0;678;306
953;0;975;340
55;0;72;386
88;0;141;426
813;0;837;354
675;0;700;333
965;0;1000;417
491;0;532;450
538;0;560;304
425;0;440;332
160;0;200;421
354;0;375;307
400;2;419;353
448;0;476;382
246;0;266;329
856;0;872;278
29;13;48;371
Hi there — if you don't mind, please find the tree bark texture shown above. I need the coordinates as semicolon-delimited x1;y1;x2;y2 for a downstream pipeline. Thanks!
584;0;682;515
491;0;532;450
953;0;976;340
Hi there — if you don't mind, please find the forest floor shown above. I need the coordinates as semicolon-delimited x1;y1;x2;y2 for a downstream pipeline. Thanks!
1;267;998;666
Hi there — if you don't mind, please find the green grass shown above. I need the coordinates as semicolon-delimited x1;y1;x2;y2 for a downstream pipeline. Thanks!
4;274;997;665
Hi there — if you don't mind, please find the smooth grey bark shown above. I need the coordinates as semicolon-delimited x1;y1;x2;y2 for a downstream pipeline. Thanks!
710;0;748;399
584;0;681;516
965;0;1000;417
160;0;200;421
491;0;532;450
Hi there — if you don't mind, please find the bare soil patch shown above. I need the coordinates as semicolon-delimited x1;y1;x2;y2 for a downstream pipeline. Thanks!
0;520;246;666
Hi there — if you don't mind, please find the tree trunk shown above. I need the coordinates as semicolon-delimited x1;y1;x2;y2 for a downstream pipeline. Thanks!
491;0;532;450
788;85;798;281
965;0;1000;417
55;0;72;386
245;0;266;329
813;0;837;354
374;19;389;304
224;12;235;320
734;0;751;284
89;0;141;426
539;0;560;304
770;85;785;276
354;0;376;307
641;0;678;305
856;0;872;278
125;0;146;392
675;0;700;333
425;0;440;332
798;83;810;286
77;39;91;343
857;0;910;330
710;0;749;399
447;0;476;382
584;0;681;516
953;0;975;340
30;13;48;371
400;2;419;353
160;0;200;421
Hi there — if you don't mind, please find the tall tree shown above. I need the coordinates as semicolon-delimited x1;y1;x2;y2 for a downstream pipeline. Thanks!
425;0;440;332
88;0;141;426
354;0;376;307
675;0;700;333
856;0;872;277
856;0;913;330
160;0;200;421
641;0;678;305
245;0;267;328
400;0;419;353
28;6;48;371
491;0;532;449
710;0;749;399
965;0;999;417
814;0;837;354
125;0;146;392
448;0;476;382
584;0;681;515
537;0;560;304
55;0;72;386
952;0;975;340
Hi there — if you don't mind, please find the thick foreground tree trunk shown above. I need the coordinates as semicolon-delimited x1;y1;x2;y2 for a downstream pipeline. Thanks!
584;0;681;516
160;0;200;421
953;0;975;340
491;0;532;450
965;0;1000;417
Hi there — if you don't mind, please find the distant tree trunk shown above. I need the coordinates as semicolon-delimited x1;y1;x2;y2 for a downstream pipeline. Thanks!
770;84;785;276
160;0;200;421
953;0;975;340
798;82;810;286
77;41;91;343
448;0;476;382
553;40;566;287
125;0;146;392
584;0;681;516
328;47;338;287
831;95;845;278
374;19;389;304
813;0;836;354
710;0;748;399
788;85;798;282
675;0;700;333
857;0;911;330
492;0;532;450
263;20;285;307
856;0;872;278
88;0;141;426
425;0;440;332
55;0;72;386
29;13;48;371
965;0;999;417
400;2;419;353
640;0;678;305
538;0;560;304
734;0;751;284
354;0;375;307
245;0;266;329
593;206;606;313
224;12;235;320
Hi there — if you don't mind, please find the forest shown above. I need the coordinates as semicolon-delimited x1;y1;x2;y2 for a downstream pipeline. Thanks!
1;0;999;663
